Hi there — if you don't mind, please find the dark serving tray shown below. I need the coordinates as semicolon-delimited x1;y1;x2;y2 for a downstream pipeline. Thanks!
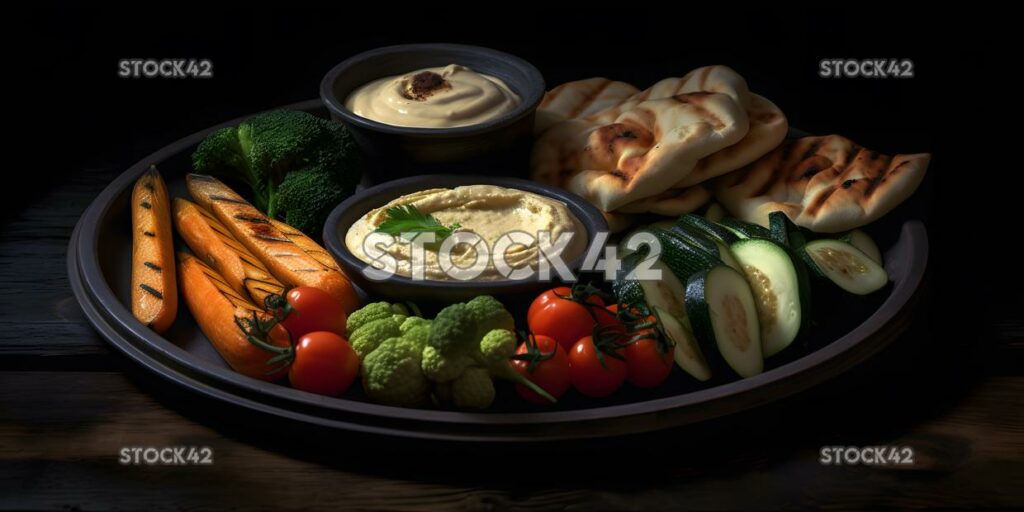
67;99;929;442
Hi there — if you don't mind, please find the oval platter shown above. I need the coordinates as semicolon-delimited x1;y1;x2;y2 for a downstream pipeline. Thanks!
67;99;929;442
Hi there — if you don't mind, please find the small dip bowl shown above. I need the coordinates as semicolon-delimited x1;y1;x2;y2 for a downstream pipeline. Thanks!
320;44;545;183
322;175;608;303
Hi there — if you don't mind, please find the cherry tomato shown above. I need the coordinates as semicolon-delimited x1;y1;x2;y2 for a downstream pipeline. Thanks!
280;287;347;340
511;335;571;404
288;331;358;396
527;287;616;350
623;332;674;388
568;335;627;398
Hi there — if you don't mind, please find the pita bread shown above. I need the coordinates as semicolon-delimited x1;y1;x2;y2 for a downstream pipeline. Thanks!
615;94;786;215
532;91;748;212
589;65;752;124
535;78;639;135
713;135;930;233
616;184;710;215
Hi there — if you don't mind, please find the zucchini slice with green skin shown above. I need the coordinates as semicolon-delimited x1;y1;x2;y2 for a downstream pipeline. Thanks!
802;239;888;295
666;225;743;272
650;229;720;280
677;214;740;245
613;249;688;321
730;239;805;357
718;218;773;240
652;306;711;382
685;266;764;378
613;252;645;305
768;211;808;249
838;229;882;265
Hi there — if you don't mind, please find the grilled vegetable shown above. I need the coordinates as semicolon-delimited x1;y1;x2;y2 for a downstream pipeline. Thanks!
269;218;341;272
685;265;764;378
177;252;290;380
729;239;806;357
186;174;360;314
652;306;711;382
838;229;882;265
718;218;773;240
173;198;285;305
802;239;888;295
676;213;740;245
130;166;177;333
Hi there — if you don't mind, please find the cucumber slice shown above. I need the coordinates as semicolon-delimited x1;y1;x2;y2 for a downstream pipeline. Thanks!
685;266;764;378
718;218;773;240
839;229;882;265
652;306;711;382
636;259;688;321
730;239;804;357
677;214;740;245
802;239;888;295
705;202;726;223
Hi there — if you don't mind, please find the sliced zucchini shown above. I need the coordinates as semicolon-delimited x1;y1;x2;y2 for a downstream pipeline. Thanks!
685;266;764;378
704;202;726;223
666;225;743;273
802;239;888;295
612;252;645;305
676;214;740;245
839;229;882;265
652;306;711;382
636;259;688;321
730;239;804;357
650;229;719;280
718;218;773;240
768;211;807;249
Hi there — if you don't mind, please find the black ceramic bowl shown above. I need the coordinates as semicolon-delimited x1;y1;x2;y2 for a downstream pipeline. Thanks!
320;44;545;182
323;175;607;303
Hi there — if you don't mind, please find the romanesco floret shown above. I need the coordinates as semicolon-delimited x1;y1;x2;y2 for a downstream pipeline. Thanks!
450;367;496;409
479;328;517;366
346;302;408;335
349;315;406;359
465;295;515;336
421;345;474;383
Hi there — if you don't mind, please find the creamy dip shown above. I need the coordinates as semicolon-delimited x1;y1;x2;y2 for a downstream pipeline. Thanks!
344;64;521;128
346;185;587;281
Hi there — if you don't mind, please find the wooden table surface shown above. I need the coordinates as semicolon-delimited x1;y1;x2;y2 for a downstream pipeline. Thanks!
1;167;1021;511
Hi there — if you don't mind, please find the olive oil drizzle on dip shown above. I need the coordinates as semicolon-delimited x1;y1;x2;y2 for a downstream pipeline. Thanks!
345;65;521;128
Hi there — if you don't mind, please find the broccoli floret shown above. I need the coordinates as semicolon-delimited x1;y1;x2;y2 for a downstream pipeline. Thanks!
399;316;432;336
347;302;408;335
349;315;406;359
421;296;556;404
449;367;496;409
191;110;362;235
421;345;474;383
361;336;430;407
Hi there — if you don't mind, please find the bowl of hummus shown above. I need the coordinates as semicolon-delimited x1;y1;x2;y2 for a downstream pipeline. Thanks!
322;175;607;303
320;44;545;182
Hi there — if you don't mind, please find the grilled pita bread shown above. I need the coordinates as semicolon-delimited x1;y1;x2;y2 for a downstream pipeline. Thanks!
588;66;751;124
532;91;748;212
615;94;786;215
714;135;930;233
535;78;639;135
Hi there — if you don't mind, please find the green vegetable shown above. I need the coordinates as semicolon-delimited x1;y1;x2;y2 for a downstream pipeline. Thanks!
447;367;496;409
361;334;431;407
374;204;460;244
191;109;362;235
347;303;410;358
347;302;409;334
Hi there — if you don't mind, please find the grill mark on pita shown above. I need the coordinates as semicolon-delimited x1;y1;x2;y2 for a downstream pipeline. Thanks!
568;80;613;118
698;66;713;89
610;170;628;181
842;179;858;189
805;186;837;217
799;139;824;162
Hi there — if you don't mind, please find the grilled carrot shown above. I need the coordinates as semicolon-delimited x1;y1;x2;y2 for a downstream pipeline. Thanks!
131;166;177;333
186;174;360;314
173;198;286;306
269;218;342;272
178;252;290;380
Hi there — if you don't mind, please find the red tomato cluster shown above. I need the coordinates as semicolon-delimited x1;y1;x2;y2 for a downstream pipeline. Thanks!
276;287;358;397
521;287;674;400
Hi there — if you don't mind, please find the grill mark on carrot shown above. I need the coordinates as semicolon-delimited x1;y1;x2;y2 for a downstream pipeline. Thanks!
211;194;249;205
140;201;152;209
235;214;270;224
144;261;162;272
255;234;291;243
143;231;155;237
188;174;217;182
293;268;320;273
139;284;163;299
143;182;155;191
201;270;234;289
